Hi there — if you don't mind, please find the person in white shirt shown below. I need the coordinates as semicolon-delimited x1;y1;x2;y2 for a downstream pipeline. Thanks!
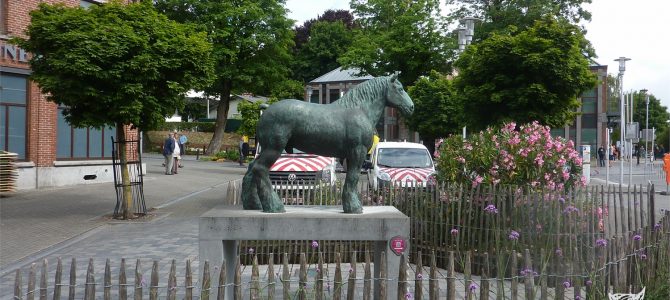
172;135;181;174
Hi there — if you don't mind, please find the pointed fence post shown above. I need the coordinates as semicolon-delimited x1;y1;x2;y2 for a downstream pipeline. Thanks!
104;259;111;300
397;253;408;300
40;259;48;300
363;251;371;300
149;261;159;300
54;258;63;300
185;259;193;300
414;251;423;300
282;253;290;300
299;253;307;300
347;251;357;300
217;260;226;300
28;262;36;300
14;269;22;300
251;255;260;300
135;259;143;300
523;249;535;300
268;254;276;300
334;252;342;300
201;261;211;300
120;258;128;300
84;259;95;300
68;258;76;300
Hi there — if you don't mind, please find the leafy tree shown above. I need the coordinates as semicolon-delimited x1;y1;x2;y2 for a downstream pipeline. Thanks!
341;0;452;85
237;98;278;138
631;91;669;140
13;1;214;219
294;9;355;50
154;0;295;155
405;71;462;154
292;19;356;83
454;17;596;131
445;0;592;35
270;80;304;100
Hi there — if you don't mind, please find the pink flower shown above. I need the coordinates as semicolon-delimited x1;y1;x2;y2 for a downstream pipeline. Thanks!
472;175;483;187
456;156;466;164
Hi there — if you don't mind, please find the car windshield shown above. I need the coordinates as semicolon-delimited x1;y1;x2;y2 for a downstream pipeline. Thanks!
281;148;306;154
377;148;433;168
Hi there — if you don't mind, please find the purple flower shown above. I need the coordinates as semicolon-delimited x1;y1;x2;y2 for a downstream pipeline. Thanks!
596;239;607;247
404;292;413;299
633;234;642;241
562;281;571;288
563;205;579;214
641;254;647;260
311;240;319;249
555;248;563;257
654;223;662;231
416;274;423;280
468;282;478;292
484;204;499;214
585;280;592;286
348;268;353;273
575;296;582;300
508;230;520;240
450;228;459;236
248;248;255;254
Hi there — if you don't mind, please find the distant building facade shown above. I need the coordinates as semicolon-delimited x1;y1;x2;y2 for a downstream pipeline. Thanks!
1;0;139;190
551;64;608;156
305;67;419;142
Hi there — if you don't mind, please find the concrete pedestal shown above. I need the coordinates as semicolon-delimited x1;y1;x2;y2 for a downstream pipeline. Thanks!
199;205;410;300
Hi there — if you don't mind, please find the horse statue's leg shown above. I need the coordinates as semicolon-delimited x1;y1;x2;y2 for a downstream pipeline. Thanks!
250;148;285;213
342;145;366;214
242;161;262;209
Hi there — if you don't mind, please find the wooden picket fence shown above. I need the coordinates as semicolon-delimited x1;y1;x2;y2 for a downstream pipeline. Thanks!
11;211;670;299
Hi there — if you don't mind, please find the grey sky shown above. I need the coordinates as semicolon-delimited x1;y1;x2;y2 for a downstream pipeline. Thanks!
285;0;670;110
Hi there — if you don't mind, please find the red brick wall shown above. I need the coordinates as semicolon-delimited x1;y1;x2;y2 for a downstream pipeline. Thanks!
2;0;138;167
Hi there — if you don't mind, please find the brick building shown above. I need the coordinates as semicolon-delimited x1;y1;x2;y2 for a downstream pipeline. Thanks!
1;0;139;190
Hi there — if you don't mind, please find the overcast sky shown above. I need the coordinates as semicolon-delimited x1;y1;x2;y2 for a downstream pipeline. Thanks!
285;0;670;109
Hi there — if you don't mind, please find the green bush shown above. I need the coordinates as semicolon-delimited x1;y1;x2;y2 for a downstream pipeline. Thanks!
213;150;240;161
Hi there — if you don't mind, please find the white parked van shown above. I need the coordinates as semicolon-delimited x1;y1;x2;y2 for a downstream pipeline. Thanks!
366;141;435;190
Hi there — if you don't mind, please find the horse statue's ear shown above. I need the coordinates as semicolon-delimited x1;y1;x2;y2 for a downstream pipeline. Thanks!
390;73;398;82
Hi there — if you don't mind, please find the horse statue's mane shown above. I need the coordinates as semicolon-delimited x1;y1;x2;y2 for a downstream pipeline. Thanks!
331;76;389;109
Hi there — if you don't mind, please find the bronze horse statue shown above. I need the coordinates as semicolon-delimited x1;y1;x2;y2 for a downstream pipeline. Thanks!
242;74;414;213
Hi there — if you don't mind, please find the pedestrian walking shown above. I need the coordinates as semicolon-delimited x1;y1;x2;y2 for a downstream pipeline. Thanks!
172;133;180;174
163;132;176;175
178;131;188;168
238;136;245;166
597;146;605;167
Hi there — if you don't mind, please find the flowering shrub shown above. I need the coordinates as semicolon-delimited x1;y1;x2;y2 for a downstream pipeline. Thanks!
436;121;585;189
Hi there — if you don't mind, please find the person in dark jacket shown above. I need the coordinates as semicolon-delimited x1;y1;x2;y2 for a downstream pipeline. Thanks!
597;146;605;167
163;132;176;175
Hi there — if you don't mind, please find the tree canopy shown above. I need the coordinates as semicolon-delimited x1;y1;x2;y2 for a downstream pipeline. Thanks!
631;91;670;136
340;0;452;85
154;0;295;154
445;0;592;35
292;18;356;83
405;71;462;151
454;17;596;130
14;1;214;130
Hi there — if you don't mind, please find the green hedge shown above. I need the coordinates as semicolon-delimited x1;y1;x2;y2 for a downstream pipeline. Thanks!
157;120;242;133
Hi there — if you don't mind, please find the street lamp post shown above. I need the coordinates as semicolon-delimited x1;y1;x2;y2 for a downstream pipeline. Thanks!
614;57;631;184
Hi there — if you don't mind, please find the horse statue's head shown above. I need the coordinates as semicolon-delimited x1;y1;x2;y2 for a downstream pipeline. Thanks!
386;73;414;116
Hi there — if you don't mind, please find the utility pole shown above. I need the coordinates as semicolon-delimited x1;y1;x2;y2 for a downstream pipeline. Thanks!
614;57;631;185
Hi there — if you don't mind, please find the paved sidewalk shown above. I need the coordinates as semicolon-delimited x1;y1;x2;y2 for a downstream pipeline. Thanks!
0;153;247;272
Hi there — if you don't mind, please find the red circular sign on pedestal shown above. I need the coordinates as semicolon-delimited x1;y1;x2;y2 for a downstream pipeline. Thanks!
389;236;407;256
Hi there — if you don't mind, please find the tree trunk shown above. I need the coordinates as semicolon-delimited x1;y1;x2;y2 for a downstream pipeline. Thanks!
116;124;133;220
205;80;232;155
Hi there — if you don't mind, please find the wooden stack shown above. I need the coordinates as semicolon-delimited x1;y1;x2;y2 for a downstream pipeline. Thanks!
0;151;18;195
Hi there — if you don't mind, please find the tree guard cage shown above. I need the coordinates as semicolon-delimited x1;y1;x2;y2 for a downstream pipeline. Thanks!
111;136;146;217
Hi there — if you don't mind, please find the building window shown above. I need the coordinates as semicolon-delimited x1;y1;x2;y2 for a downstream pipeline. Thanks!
582;114;597;128
581;97;597;114
57;108;115;159
0;72;27;160
329;89;340;103
310;90;320;104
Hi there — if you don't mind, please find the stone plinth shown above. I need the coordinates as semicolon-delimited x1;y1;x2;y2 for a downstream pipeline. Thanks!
199;205;410;300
